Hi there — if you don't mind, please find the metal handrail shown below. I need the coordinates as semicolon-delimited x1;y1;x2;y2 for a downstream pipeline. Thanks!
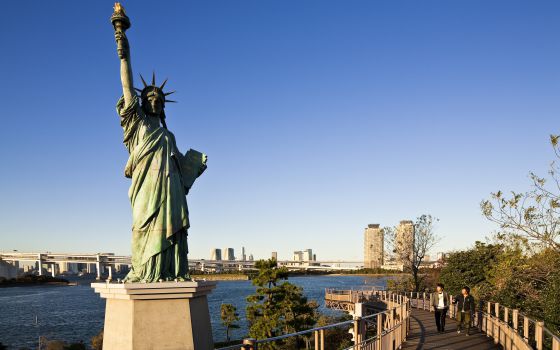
404;292;560;350
216;289;410;350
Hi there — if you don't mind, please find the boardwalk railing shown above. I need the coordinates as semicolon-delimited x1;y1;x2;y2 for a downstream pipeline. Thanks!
215;290;410;350
404;292;560;350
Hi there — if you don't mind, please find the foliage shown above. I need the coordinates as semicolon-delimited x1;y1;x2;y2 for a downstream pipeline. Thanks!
246;259;318;349
440;239;560;333
220;304;240;342
384;215;440;292
478;135;560;333
439;241;502;298
91;330;103;350
314;314;353;350
481;135;560;251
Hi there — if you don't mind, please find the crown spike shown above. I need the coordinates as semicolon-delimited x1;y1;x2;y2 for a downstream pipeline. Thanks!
165;99;177;103
134;87;143;93
152;71;156;86
164;91;176;96
160;78;168;90
139;74;148;88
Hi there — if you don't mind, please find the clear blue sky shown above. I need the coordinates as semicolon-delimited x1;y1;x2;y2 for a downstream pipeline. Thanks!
0;1;559;260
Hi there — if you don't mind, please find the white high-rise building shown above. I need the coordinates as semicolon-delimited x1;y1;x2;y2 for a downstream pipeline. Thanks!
241;247;246;261
303;249;313;261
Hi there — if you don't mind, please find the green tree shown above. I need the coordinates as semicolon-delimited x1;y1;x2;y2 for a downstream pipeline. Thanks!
246;259;318;349
481;135;560;251
220;303;240;342
480;135;560;332
439;241;503;298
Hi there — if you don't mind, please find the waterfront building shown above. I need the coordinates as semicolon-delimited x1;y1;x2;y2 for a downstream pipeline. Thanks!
223;248;235;261
241;247;246;261
271;251;278;260
364;224;384;269
210;248;222;261
248;254;254;261
396;220;415;265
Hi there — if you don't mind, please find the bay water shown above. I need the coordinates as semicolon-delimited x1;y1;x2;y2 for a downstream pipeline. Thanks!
0;275;389;349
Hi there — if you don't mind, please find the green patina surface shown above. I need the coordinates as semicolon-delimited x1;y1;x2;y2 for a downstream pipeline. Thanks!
117;96;206;283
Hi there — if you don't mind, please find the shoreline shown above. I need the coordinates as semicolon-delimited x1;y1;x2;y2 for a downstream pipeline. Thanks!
192;274;249;281
332;273;406;277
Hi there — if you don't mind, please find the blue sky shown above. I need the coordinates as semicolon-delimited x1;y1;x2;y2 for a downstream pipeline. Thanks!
0;1;559;260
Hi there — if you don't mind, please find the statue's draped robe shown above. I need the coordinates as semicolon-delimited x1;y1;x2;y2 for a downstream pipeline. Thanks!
117;95;191;282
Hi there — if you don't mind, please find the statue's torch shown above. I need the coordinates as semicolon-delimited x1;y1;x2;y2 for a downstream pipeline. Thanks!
111;3;131;59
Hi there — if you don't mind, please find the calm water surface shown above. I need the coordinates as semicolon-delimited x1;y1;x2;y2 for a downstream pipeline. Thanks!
0;275;389;349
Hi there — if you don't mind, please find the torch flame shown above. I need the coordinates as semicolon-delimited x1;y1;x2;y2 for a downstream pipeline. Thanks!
113;2;126;16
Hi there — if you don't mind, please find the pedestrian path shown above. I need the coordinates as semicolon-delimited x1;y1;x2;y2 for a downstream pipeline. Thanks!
402;309;499;349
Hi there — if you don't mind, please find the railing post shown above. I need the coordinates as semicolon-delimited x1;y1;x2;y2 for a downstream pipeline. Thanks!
552;337;560;350
523;316;529;341
353;318;360;349
504;307;509;325
241;338;257;350
314;330;319;350
320;329;325;350
376;313;383;350
535;321;544;350
512;309;518;333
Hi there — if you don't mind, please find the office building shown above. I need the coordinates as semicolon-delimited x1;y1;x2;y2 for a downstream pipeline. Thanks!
211;248;222;261
223;248;235;261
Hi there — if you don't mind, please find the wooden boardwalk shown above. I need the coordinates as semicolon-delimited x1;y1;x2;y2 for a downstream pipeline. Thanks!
402;309;499;350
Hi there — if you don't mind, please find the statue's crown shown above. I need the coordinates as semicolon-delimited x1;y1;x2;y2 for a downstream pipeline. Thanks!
135;72;176;104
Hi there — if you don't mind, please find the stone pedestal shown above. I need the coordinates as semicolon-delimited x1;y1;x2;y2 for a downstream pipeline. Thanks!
92;281;217;350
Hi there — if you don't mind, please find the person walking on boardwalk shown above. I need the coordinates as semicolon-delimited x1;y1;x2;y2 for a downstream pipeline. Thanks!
453;286;476;336
431;283;450;333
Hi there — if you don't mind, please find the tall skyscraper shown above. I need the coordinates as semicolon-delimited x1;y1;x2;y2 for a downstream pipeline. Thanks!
364;224;384;268
210;248;222;261
241;247;246;261
248;254;254;261
271;252;278;261
223;248;235;261
396;220;415;265
303;249;313;261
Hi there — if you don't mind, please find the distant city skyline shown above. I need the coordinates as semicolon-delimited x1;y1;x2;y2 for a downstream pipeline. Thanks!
1;1;559;260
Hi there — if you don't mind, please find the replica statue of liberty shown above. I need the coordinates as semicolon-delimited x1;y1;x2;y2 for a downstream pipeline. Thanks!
111;3;207;283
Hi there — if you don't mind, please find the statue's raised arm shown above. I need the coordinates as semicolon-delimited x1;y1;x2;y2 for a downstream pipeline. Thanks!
111;3;135;107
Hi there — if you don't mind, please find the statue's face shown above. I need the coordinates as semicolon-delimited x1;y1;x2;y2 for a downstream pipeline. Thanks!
144;92;163;116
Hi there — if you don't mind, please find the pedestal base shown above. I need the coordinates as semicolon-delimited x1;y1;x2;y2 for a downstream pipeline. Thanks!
92;281;217;350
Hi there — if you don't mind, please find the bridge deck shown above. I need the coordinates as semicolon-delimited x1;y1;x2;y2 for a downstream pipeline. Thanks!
403;309;499;350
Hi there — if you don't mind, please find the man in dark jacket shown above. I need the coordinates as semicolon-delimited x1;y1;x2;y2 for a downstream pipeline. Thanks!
453;286;476;335
431;283;449;333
